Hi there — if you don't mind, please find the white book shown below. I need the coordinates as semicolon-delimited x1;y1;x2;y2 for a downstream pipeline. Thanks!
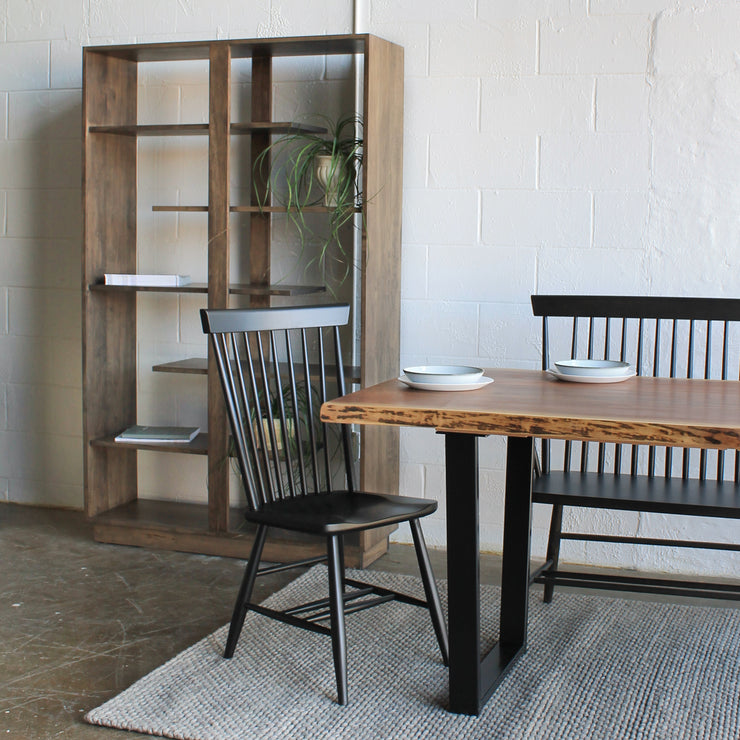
114;425;200;443
104;273;192;287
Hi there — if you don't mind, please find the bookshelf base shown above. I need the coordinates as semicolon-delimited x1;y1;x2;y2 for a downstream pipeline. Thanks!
91;499;389;567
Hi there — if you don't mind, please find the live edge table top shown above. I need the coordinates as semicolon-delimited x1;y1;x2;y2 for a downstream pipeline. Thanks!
320;368;740;450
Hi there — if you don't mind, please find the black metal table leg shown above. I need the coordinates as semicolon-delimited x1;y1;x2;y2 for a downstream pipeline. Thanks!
499;435;534;660
444;433;534;716
445;432;482;715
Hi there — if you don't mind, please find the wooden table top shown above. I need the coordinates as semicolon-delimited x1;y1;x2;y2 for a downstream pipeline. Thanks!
321;368;740;449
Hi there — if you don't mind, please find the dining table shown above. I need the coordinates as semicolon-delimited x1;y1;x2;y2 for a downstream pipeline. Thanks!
320;367;740;715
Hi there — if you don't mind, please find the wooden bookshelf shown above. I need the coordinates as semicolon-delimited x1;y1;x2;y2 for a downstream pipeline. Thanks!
82;34;403;566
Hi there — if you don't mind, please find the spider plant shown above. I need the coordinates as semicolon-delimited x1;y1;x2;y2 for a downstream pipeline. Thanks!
253;113;364;288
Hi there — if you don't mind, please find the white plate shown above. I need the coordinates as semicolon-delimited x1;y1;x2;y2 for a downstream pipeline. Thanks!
554;359;632;377
547;368;636;384
402;365;484;384
399;375;494;392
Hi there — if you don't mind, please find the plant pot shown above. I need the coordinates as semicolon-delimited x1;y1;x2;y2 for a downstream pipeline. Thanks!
253;418;295;452
314;154;342;208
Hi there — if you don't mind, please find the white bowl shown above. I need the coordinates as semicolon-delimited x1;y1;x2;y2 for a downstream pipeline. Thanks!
554;359;632;377
402;365;484;384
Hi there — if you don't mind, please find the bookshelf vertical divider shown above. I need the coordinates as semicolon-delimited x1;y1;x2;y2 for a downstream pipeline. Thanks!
82;35;402;567
206;42;231;534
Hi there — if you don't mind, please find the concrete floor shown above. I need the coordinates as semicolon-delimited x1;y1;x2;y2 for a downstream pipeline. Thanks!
3;504;468;739
1;503;736;739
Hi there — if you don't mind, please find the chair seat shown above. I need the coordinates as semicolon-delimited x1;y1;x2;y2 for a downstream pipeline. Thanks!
534;471;740;518
244;491;437;534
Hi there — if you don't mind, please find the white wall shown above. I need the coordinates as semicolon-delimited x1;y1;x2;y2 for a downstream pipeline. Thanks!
0;0;738;577
384;1;740;580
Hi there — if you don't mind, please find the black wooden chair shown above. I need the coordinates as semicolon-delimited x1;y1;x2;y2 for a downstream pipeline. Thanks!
530;295;740;603
200;303;448;705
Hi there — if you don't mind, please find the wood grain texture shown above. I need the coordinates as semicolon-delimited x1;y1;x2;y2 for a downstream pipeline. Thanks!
361;35;403;392
93;500;374;566
231;122;326;134
82;50;138;516
321;368;740;450
89;123;209;135
152;205;209;212
91;433;210;455
230;205;356;213
152;205;354;212
249;54;272;308
89;122;324;136
89;34;368;63
358;36;404;521
207;43;231;532
90;282;324;296
82;35;404;568
152;357;361;381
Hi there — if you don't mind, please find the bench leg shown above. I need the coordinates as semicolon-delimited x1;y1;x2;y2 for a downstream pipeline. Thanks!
543;504;563;603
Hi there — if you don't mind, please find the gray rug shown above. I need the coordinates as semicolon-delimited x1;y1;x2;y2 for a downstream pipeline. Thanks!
86;566;740;739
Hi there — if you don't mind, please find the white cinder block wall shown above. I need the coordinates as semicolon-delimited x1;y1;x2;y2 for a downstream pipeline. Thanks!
0;1;738;577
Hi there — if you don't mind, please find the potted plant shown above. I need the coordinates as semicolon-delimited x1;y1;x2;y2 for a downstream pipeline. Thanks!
253;113;363;285
249;382;319;456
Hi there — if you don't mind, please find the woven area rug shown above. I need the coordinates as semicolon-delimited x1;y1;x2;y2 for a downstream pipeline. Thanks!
86;566;740;740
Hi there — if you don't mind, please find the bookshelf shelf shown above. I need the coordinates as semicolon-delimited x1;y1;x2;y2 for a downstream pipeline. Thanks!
89;121;326;137
150;205;361;213
90;282;326;296
152;357;362;384
91;433;210;455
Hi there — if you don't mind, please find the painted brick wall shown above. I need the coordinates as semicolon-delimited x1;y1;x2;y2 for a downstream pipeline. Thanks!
0;0;737;577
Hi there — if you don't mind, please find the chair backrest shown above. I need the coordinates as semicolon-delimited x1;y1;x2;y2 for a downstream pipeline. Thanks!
201;303;354;511
531;295;740;482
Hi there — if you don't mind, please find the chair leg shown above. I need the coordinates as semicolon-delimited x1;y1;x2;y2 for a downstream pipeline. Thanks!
543;504;563;603
410;518;449;666
336;533;346;592
327;534;348;705
224;523;268;659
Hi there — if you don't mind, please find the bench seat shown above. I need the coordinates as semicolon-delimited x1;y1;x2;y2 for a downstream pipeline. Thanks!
533;471;740;519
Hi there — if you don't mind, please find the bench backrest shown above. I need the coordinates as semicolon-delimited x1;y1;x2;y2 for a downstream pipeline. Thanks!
531;295;740;482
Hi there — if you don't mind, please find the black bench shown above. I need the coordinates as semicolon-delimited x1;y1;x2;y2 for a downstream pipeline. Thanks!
530;295;740;602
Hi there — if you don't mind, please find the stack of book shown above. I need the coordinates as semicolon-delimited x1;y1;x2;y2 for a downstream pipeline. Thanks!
104;274;192;287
